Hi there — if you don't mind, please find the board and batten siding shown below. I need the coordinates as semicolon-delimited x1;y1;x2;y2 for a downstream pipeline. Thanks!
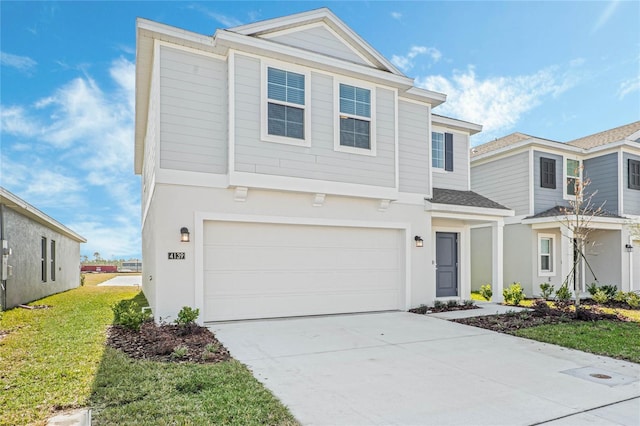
233;54;396;188
159;46;228;174
584;153;618;214
533;151;566;214
397;100;429;194
471;151;529;215
266;25;370;67
432;132;469;191
623;152;640;215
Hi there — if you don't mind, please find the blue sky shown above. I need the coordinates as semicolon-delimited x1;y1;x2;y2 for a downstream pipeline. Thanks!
1;1;639;260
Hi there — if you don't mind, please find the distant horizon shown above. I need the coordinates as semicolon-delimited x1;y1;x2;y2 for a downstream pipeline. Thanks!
2;1;639;259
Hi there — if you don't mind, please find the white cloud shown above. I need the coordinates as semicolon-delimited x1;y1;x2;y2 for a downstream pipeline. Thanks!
618;76;640;99
0;106;40;137
391;12;402;20
592;0;620;33
1;51;37;71
188;4;243;27
391;46;441;73
417;65;580;143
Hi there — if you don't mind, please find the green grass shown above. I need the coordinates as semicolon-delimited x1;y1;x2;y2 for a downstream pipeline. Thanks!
515;321;640;363
0;274;297;425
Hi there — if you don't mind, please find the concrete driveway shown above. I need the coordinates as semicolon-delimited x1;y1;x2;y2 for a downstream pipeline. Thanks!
211;312;640;426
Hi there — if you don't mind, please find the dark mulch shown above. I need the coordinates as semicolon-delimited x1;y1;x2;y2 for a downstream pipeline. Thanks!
409;303;480;314
454;300;629;334
107;321;231;364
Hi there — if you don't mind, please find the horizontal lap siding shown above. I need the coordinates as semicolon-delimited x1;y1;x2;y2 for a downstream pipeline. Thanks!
584;153;618;214
624;152;640;214
533;151;565;214
398;100;429;194
432;132;469;191
159;46;227;174
268;26;369;66
234;54;395;187
471;151;530;215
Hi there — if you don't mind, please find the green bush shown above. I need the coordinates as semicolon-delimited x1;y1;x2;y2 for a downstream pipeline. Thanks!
587;282;599;296
463;299;475;307
503;282;525;306
592;289;609;304
555;284;572;304
446;299;459;308
433;300;445;309
170;345;189;360
600;285;618;299
479;284;492;301
112;300;151;331
613;291;628;303
539;282;555;300
175;306;200;326
626;292;640;308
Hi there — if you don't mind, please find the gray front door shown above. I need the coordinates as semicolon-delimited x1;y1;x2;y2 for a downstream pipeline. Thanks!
436;232;458;297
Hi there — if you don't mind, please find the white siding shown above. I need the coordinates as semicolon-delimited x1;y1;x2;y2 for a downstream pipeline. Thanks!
159;46;227;174
267;25;370;66
398;100;429;194
234;54;396;188
142;54;159;217
432;132;469;191
471;151;530;215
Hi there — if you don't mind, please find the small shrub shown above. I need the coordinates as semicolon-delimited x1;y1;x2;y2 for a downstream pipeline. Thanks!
112;300;151;331
613;291;628;303
205;343;219;353
170;345;189;360
555;284;572;307
626;292;640;308
433;300;445;309
446;299;459;308
175;306;200;326
600;285;618;299
80;274;85;287
463;299;475;307
592;289;609;304
587;282;599;296
503;282;525;306
539;283;555;300
479;284;493;301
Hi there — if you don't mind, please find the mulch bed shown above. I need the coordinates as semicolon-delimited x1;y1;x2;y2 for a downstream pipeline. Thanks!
107;322;231;364
453;300;629;334
409;304;480;314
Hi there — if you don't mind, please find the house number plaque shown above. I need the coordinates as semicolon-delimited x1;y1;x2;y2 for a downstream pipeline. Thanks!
168;252;186;260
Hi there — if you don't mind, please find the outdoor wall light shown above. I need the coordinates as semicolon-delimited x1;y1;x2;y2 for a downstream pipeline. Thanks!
625;244;634;253
414;236;424;248
180;227;190;242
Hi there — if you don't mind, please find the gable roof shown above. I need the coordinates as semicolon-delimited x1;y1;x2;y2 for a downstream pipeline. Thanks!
0;187;86;243
567;121;640;149
226;8;403;76
470;132;533;158
428;188;510;210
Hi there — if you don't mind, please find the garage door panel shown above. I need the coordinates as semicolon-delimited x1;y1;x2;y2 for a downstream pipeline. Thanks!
203;221;404;321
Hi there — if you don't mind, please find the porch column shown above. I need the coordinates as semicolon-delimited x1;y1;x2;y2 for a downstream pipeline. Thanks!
491;220;504;303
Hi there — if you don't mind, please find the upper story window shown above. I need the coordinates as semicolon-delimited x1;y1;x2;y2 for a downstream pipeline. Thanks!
262;64;310;146
565;158;581;197
339;84;371;150
629;159;640;190
432;132;453;171
540;157;556;189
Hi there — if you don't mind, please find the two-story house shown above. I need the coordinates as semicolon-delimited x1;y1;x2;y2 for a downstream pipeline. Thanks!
134;8;512;323
470;122;640;297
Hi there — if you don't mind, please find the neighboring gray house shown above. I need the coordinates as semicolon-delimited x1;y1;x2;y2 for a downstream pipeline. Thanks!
134;8;513;323
0;187;86;310
470;122;640;297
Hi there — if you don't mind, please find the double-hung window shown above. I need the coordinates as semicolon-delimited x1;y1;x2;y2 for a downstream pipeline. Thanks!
432;132;454;171
565;158;580;197
538;234;555;276
264;66;307;143
629;159;640;190
336;83;375;154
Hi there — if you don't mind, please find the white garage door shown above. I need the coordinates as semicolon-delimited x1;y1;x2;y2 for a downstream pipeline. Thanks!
203;221;404;321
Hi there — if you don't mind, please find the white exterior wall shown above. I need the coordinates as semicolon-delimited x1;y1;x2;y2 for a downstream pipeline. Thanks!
503;223;534;295
144;184;438;322
585;229;622;289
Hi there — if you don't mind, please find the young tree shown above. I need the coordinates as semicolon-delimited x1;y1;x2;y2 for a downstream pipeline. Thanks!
93;252;101;262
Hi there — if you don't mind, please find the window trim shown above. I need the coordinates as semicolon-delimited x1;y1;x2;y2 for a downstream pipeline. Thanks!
629;158;640;190
333;78;377;156
540;157;556;189
431;131;454;172
563;157;581;199
41;236;47;283
538;233;556;277
260;61;311;147
50;240;56;282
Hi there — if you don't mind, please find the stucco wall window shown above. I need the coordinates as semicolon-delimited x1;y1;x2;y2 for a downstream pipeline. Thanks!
538;234;555;276
41;236;47;282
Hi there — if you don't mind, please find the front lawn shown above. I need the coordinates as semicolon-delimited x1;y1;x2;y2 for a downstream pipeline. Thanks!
0;274;297;425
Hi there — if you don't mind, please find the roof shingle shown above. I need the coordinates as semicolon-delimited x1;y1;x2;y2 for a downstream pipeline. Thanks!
567;121;640;149
428;188;510;210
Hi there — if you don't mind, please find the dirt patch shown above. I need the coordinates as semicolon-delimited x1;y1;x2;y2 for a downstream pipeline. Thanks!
107;322;230;364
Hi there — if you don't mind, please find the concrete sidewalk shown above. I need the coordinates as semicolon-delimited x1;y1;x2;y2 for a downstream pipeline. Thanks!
211;312;640;426
428;301;530;319
96;275;141;286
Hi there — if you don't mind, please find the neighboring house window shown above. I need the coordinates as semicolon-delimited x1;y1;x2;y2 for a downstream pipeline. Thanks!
432;132;454;171
565;158;581;197
339;84;371;150
629;159;640;190
50;240;56;281
41;237;47;282
540;157;556;189
266;67;305;140
538;234;555;276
